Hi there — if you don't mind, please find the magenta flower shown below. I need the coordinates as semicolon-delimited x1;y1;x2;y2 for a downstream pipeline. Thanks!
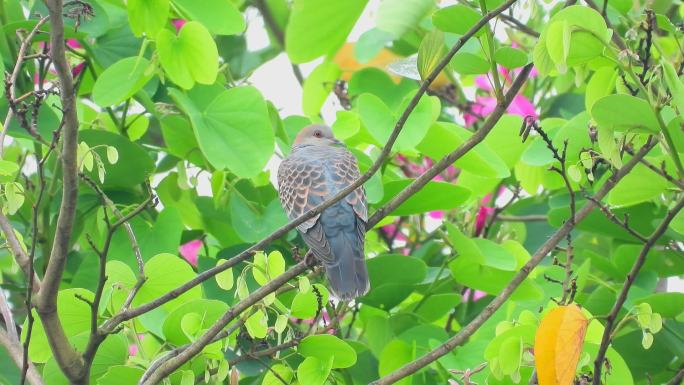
463;288;487;302
71;62;85;77
381;223;407;242
66;39;82;49
179;239;202;267
128;344;138;356
465;65;538;127
474;206;495;236
172;19;186;33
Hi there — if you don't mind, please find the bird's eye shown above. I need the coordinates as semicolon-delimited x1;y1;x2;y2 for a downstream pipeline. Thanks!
314;131;322;138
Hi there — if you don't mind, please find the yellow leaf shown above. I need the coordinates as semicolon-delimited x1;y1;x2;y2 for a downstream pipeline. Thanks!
534;304;588;385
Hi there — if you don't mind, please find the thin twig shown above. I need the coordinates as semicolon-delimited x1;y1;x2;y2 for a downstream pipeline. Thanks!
0;16;49;156
592;196;684;385
0;329;45;385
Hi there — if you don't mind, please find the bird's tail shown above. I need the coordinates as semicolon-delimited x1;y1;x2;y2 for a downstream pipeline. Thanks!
324;228;369;301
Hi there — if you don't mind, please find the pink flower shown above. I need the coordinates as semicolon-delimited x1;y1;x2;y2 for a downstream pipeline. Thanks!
179;239;202;267
381;224;407;242
474;206;495;236
172;19;186;33
463;288;487;302
66;39;82;49
128;344;138;356
508;94;538;119
428;210;445;219
71;62;85;77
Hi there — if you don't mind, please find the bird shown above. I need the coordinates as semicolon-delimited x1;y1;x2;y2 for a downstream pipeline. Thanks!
277;124;370;301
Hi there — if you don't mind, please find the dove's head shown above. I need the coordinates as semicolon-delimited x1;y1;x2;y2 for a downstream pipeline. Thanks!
293;124;342;147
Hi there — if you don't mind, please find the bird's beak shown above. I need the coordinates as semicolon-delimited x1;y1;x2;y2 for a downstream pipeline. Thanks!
332;139;343;146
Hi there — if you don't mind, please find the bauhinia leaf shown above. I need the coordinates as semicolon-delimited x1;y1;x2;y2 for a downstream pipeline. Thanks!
534;305;588;385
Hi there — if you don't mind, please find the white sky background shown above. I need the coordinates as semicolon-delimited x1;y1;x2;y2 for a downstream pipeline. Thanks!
204;1;684;293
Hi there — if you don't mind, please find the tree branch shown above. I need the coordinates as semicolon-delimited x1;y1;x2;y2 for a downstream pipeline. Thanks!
0;16;49;156
99;0;522;339
591;196;684;385
0;328;45;385
0;213;40;288
35;0;85;381
370;139;657;385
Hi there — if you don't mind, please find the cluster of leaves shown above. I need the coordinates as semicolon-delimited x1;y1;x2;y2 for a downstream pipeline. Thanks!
0;0;683;385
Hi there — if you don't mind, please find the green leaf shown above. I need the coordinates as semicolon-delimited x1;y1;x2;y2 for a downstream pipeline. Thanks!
23;288;94;363
252;250;286;285
275;315;288;334
641;332;653;349
0;160;19;176
215;259;234;290
172;0;245;35
418;122;511;177
302;61;340;117
245;309;269;339
432;5;482;35
450;52;490;75
379;340;414;385
97;366;144;385
494;47;528;69
591;94;659;133
106;146;119;164
412;293;461;322
299;335;357;368
170;86;275;177
263;364;294;385
378;179;470;216
162;299;228;345
449;258;543;301
285;0;368;63
134;253;203;312
417;30;446;81
127;0;169;37
608;163;670;207
363;255;427;309
297;356;333;385
291;290;319;319
157;21;218;89
663;61;684;114
92;57;153;107
376;0;433;38
180;313;202;340
499;337;522;375
585;66;618;112
357;91;438;152
634;293;684;319
79;130;154;189
230;198;288;242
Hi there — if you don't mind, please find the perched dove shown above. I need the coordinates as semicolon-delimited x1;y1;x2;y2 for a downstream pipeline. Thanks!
277;124;370;300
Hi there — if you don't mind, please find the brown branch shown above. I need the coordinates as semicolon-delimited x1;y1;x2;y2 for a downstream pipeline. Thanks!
0;329;45;385
35;0;85;381
0;16;49;156
370;139;657;385
583;193;648;242
498;13;540;37
21;124;61;385
667;367;684;385
591;196;684;385
0;213;40;288
98;0;522;340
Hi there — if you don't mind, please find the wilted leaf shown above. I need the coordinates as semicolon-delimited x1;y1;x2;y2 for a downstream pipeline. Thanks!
534;305;588;385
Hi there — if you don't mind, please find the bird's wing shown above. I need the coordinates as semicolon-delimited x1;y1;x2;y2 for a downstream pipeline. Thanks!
331;149;367;223
278;155;337;264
